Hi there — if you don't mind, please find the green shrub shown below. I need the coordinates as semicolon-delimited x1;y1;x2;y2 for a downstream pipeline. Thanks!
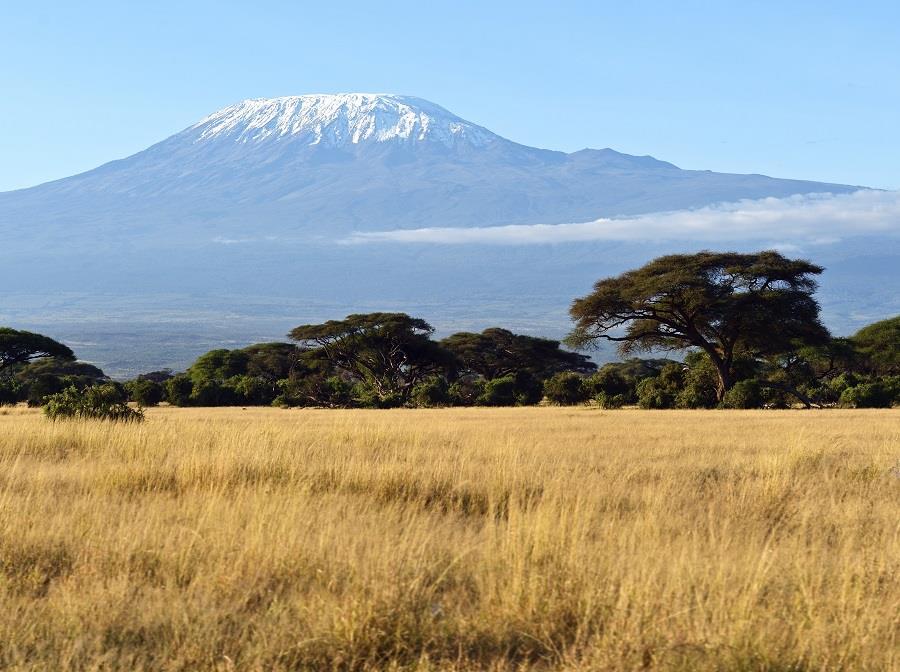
448;378;485;406
410;377;449;408
636;363;685;409
829;372;860;396
353;383;403;409
594;391;627;409
165;374;194;406
839;383;893;408
477;376;518;406
721;379;763;409
0;377;21;406
543;372;588;406
44;384;144;423
586;369;631;399
125;379;164;407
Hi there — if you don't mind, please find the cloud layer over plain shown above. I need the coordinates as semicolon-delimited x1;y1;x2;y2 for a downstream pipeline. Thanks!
343;190;900;246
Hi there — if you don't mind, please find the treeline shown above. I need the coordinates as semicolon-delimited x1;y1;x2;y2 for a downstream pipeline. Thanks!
2;314;898;411
1;251;898;411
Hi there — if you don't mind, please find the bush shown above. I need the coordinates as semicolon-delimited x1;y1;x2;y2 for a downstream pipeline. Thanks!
0;377;21;406
125;379;164;407
477;376;518;406
448;378;485;406
839;383;893;408
165;374;194;406
636;363;685;409
543;372;588;406
410;377;449;408
353;383;403;409
594;391;627;409
721;379;763;409
44;384;144;423
586;369;631;399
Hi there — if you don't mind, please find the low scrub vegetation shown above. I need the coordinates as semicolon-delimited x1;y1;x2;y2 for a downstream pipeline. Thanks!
43;384;144;423
0;406;896;670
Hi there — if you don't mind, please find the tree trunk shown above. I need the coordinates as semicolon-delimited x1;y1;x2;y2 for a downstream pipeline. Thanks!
713;361;732;404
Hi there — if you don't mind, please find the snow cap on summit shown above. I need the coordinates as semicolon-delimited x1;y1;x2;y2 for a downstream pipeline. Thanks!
189;93;500;148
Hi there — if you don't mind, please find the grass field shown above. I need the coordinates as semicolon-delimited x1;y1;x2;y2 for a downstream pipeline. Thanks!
0;406;897;671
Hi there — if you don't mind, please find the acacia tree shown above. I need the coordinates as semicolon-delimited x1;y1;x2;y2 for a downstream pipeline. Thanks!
441;328;595;380
566;251;829;402
851;315;899;376
289;313;455;404
0;328;74;374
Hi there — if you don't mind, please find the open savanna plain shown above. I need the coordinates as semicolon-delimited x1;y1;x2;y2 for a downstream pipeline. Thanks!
0;406;897;671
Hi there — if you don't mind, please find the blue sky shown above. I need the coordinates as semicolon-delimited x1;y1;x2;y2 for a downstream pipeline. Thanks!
2;1;898;191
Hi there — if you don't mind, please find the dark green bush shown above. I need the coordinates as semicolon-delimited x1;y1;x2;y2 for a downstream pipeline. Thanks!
410;377;449;408
44;384;144;423
0;377;21;406
543;371;588;406
636;363;685;409
721;379;763;409
594;391;627;409
477;376;518;406
448;378;485;406
125;379;164;407
165;374;194;406
839;382;893;408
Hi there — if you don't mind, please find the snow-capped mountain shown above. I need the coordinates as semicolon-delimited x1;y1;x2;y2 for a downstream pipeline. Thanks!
190;94;500;148
3;94;893;375
0;93;858;242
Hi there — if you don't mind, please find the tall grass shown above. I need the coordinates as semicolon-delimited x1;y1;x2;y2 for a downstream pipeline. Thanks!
0;405;897;670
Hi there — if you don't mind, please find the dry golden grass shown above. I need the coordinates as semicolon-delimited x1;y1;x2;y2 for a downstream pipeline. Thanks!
0;405;897;671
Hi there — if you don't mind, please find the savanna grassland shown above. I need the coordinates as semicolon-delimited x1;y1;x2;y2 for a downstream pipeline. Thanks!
0;406;897;671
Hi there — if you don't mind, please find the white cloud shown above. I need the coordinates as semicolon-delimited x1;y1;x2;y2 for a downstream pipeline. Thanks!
342;190;900;246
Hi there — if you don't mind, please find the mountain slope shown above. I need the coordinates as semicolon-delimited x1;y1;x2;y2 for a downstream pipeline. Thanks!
1;93;858;248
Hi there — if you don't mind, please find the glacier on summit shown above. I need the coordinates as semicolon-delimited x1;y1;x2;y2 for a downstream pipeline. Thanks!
191;94;500;148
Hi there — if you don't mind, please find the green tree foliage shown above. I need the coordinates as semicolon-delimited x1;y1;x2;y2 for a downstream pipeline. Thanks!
721;379;764;409
125;379;165;407
165;374;194;406
568;251;829;402
0;328;74;374
447;378;486;407
410;377;450;408
171;342;304;406
636;363;685;409
289;314;455;406
543;371;589;406
476;375;518;406
44;384;143;423
839;381;894;408
441;328;594;381
852;315;899;376
13;359;108;407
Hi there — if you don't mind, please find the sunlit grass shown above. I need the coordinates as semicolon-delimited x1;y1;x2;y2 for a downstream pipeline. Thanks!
0;405;897;670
